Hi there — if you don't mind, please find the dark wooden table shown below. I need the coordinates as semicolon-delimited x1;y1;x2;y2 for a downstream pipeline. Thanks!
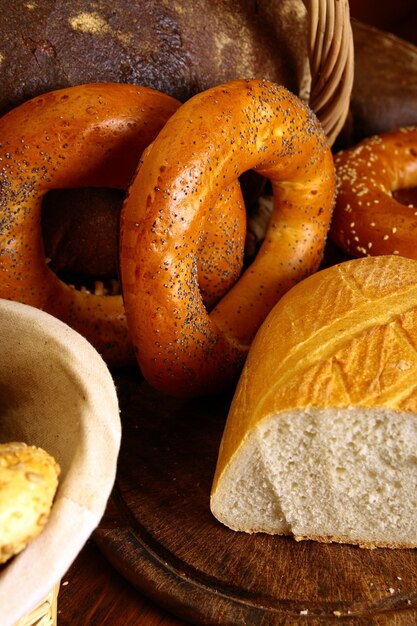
57;540;187;625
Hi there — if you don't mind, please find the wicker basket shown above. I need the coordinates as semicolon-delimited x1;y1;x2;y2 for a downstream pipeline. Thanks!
14;584;59;626
306;0;354;145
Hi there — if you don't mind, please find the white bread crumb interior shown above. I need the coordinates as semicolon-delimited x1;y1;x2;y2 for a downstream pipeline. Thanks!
210;255;417;549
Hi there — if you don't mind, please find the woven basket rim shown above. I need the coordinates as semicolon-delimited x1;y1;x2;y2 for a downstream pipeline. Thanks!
14;582;59;626
305;0;354;145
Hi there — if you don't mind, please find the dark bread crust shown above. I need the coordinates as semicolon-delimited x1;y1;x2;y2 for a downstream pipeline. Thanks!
0;0;308;115
340;20;417;147
42;188;122;279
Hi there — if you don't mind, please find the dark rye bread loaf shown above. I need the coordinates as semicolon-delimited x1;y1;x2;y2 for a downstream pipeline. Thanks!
0;0;309;115
339;20;417;146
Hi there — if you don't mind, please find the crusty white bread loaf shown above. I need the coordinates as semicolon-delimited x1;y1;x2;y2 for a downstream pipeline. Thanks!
210;255;417;549
0;442;60;564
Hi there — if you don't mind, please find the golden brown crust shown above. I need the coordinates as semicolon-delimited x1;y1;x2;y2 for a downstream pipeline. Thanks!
0;442;60;564
197;182;246;310
330;126;417;260
211;255;417;548
120;79;335;396
214;255;417;485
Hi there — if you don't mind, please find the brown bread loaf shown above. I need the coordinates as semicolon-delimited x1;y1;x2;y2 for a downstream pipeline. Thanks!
1;2;416;147
42;188;123;281
0;0;309;115
339;20;417;146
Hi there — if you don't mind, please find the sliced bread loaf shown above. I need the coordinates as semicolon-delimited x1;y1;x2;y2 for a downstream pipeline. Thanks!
211;255;417;548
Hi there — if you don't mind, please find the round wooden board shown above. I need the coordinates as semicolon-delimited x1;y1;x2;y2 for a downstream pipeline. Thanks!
94;368;417;625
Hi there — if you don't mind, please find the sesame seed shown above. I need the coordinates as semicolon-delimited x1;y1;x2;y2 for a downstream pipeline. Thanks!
26;471;44;483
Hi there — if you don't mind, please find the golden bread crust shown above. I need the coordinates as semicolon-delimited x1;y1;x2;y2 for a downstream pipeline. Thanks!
0;442;60;564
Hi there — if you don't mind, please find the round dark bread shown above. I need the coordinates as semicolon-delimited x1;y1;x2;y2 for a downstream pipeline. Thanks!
3;3;417;146
0;0;308;116
340;20;417;147
42;188;123;280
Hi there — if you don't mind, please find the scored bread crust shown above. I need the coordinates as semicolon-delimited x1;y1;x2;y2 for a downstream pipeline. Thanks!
211;255;417;548
0;442;60;564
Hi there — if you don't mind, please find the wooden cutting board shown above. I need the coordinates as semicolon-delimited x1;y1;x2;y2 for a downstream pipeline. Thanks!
94;368;417;625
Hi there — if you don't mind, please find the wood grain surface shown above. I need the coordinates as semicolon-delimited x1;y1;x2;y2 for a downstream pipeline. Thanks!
57;540;186;625
91;368;417;626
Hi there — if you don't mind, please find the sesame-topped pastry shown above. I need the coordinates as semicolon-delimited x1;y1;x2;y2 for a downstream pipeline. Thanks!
330;126;417;259
0;442;60;564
